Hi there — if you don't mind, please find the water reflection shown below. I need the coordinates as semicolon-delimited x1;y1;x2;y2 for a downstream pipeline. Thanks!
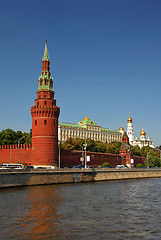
0;179;161;240
0;185;64;239
21;186;64;239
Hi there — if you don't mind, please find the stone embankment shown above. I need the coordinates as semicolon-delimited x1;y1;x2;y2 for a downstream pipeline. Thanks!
0;168;161;188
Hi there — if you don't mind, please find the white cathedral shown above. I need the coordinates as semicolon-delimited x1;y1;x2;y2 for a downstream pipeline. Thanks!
119;113;154;148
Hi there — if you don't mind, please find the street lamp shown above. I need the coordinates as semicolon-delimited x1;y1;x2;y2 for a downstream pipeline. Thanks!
18;136;24;164
58;141;61;169
83;140;87;169
146;152;150;168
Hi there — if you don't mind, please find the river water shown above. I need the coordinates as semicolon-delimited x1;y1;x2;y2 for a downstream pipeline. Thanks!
0;178;161;240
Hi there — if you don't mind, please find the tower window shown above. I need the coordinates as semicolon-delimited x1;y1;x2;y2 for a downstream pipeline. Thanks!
35;120;37;125
44;101;47;105
45;95;46;98
50;80;53;87
44;120;47;125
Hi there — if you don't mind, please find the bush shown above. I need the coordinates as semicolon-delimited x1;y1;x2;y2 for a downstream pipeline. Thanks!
136;164;144;168
102;162;110;168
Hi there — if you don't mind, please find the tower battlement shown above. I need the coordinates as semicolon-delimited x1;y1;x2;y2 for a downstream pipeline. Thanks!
0;144;31;150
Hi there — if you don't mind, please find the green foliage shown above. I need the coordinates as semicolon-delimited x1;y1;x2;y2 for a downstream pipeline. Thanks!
141;146;153;157
102;162;110;168
0;129;31;145
136;163;144;168
61;138;121;154
61;138;81;150
146;154;160;167
130;145;141;156
106;141;121;154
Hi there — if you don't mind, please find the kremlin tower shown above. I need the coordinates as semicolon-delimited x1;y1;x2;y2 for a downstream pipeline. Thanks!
127;113;134;145
120;131;131;167
31;39;60;167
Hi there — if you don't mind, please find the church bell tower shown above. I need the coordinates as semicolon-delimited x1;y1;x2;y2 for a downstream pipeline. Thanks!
31;39;60;166
127;112;134;145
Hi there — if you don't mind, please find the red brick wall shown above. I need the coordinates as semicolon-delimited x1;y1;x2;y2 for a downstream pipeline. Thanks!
60;149;122;167
132;155;145;166
0;145;32;165
0;146;146;167
60;149;146;168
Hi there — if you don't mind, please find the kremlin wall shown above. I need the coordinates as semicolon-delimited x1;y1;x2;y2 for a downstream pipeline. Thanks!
0;40;147;168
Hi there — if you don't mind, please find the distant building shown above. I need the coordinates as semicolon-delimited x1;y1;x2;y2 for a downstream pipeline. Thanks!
119;113;154;148
58;115;122;143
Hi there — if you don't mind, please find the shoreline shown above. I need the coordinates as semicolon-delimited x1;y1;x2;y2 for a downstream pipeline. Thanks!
0;168;161;188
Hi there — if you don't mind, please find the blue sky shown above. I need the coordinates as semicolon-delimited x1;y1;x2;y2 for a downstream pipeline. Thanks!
0;0;161;147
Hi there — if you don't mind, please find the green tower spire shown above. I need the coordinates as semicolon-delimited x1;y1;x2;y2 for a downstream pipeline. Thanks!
43;38;49;60
38;39;54;91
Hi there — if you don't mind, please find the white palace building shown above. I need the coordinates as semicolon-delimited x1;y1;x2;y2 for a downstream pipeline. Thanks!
119;113;154;148
58;114;122;143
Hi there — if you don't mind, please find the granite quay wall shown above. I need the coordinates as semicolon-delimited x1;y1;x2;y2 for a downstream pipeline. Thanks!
0;169;95;188
94;169;161;181
0;169;161;188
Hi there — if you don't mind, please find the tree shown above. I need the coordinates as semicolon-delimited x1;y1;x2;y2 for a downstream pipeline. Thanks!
61;138;76;150
0;129;31;145
23;132;31;144
146;154;160;167
106;141;121;154
95;141;106;153
136;164;144;168
141;146;153;157
60;138;122;154
131;145;141;156
102;162;110;167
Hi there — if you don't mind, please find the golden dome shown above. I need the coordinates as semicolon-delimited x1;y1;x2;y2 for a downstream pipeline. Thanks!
119;125;124;131
127;112;132;123
140;128;146;136
83;114;90;121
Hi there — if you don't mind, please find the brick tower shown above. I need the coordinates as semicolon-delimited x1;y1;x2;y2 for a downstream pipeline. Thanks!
31;39;60;167
120;131;131;167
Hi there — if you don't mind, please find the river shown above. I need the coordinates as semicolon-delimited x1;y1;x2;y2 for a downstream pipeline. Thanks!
0;178;161;239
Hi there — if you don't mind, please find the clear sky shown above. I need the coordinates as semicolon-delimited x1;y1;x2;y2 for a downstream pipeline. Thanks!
0;0;161;147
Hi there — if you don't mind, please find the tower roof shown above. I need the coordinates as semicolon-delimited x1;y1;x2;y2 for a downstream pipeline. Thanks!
43;38;49;60
119;124;124;131
127;112;132;123
123;131;128;138
38;39;53;91
140;128;146;136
